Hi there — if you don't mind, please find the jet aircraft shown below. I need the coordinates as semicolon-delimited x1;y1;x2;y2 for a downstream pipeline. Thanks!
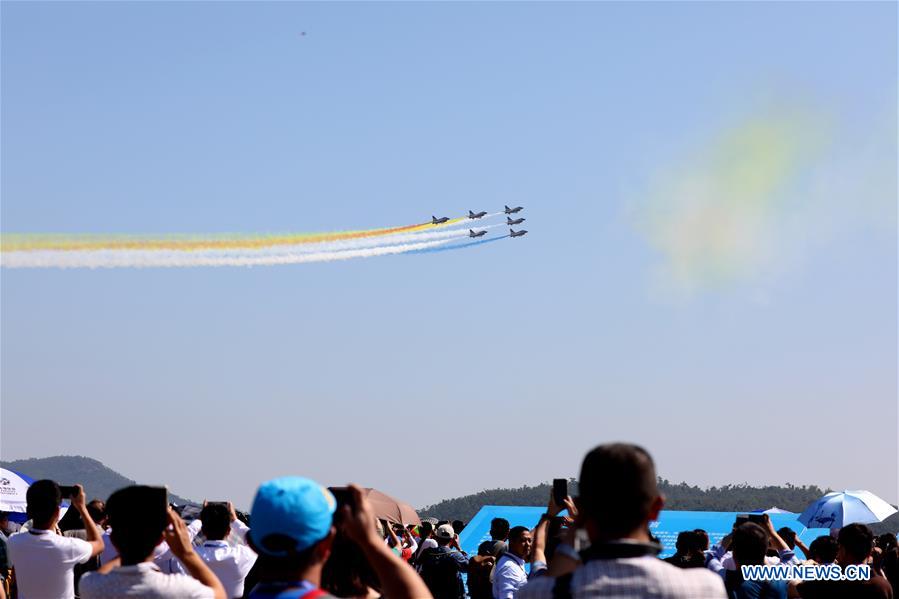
431;215;450;225
506;217;525;225
468;210;488;219
510;228;528;238
469;229;487;238
504;205;524;214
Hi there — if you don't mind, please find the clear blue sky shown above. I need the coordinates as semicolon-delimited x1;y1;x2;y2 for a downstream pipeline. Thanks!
2;2;896;510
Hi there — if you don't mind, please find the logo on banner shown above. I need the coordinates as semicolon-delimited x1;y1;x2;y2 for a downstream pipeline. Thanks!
0;477;18;496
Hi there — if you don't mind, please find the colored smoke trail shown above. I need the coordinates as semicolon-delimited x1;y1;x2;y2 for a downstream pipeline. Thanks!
0;214;482;253
0;211;514;269
405;235;510;255
258;223;505;255
1;237;460;269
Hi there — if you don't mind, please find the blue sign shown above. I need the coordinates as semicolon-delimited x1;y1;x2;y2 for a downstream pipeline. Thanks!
458;506;829;559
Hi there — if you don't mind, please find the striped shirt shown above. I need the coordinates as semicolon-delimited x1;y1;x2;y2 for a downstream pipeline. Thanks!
519;555;726;599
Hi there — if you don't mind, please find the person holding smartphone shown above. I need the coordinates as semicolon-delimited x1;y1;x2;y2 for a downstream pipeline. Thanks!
79;486;226;599
6;480;104;599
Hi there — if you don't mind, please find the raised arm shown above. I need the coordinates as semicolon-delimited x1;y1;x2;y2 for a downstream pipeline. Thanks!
72;485;105;557
342;484;433;599
163;507;227;599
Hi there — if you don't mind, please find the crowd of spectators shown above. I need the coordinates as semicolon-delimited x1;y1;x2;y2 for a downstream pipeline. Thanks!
0;442;895;599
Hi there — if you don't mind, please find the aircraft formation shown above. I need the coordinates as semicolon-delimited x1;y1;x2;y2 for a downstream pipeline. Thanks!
433;205;528;240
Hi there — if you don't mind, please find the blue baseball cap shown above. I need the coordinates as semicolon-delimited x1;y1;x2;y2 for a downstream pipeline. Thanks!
250;476;336;556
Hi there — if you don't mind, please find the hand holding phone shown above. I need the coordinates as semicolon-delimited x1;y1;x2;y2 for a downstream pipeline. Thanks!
553;479;568;506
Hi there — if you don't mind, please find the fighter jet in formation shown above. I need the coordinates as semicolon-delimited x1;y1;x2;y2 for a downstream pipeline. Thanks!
469;229;488;238
504;205;524;214
468;210;488;219
510;228;528;238
506;216;525;225
431;215;450;225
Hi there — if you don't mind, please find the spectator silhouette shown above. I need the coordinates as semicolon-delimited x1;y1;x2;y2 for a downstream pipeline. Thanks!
519;443;725;599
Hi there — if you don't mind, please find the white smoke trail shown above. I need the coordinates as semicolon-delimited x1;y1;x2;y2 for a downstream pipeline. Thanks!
1;237;459;269
254;223;504;255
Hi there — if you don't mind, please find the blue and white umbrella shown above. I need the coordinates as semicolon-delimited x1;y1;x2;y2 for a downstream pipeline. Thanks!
799;490;898;529
0;467;34;515
0;468;72;524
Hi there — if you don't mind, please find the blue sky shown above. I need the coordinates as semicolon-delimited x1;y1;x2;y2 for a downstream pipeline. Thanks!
2;2;896;509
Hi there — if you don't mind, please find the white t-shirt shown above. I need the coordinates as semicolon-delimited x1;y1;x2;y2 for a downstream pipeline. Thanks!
7;528;94;599
194;540;257;598
80;562;215;599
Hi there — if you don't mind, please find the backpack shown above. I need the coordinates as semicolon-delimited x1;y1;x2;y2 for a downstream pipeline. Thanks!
466;557;495;599
418;547;465;599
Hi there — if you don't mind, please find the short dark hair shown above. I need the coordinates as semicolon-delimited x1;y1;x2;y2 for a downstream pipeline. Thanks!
26;479;61;525
733;523;768;566
578;443;658;538
809;535;839;563
675;531;698;553
877;533;897;552
490;518;510;540
693;529;710;551
419;522;433;537
508;526;530;543
777;527;797;549
107;486;169;565
452;520;465;533
87;500;106;524
838;524;874;563
200;503;231;540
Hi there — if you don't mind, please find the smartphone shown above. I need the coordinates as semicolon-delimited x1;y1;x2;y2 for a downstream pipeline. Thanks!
735;515;750;527
329;487;355;511
552;478;568;505
121;486;169;530
58;485;77;500
748;513;767;525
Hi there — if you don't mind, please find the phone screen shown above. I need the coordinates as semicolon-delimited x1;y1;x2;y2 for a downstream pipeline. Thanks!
329;487;355;512
58;485;77;500
135;486;169;529
552;478;568;505
747;513;767;525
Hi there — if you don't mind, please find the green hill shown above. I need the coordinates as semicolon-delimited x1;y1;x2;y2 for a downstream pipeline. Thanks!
420;479;899;535
1;455;192;505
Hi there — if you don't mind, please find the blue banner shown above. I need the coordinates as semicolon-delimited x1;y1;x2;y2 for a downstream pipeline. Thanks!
458;506;829;559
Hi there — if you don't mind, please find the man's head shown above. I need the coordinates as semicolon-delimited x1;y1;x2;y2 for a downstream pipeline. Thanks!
777;527;797;550
693;529;709;551
107;486;170;565
809;535;839;564
490;517;511;541
508;526;533;560
200;503;232;541
26;479;62;528
877;533;897;552
577;443;663;541
87;499;107;528
248;477;337;579
837;523;874;566
674;531;697;555
419;521;434;539
434;523;455;547
732;522;769;567
452;520;465;534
